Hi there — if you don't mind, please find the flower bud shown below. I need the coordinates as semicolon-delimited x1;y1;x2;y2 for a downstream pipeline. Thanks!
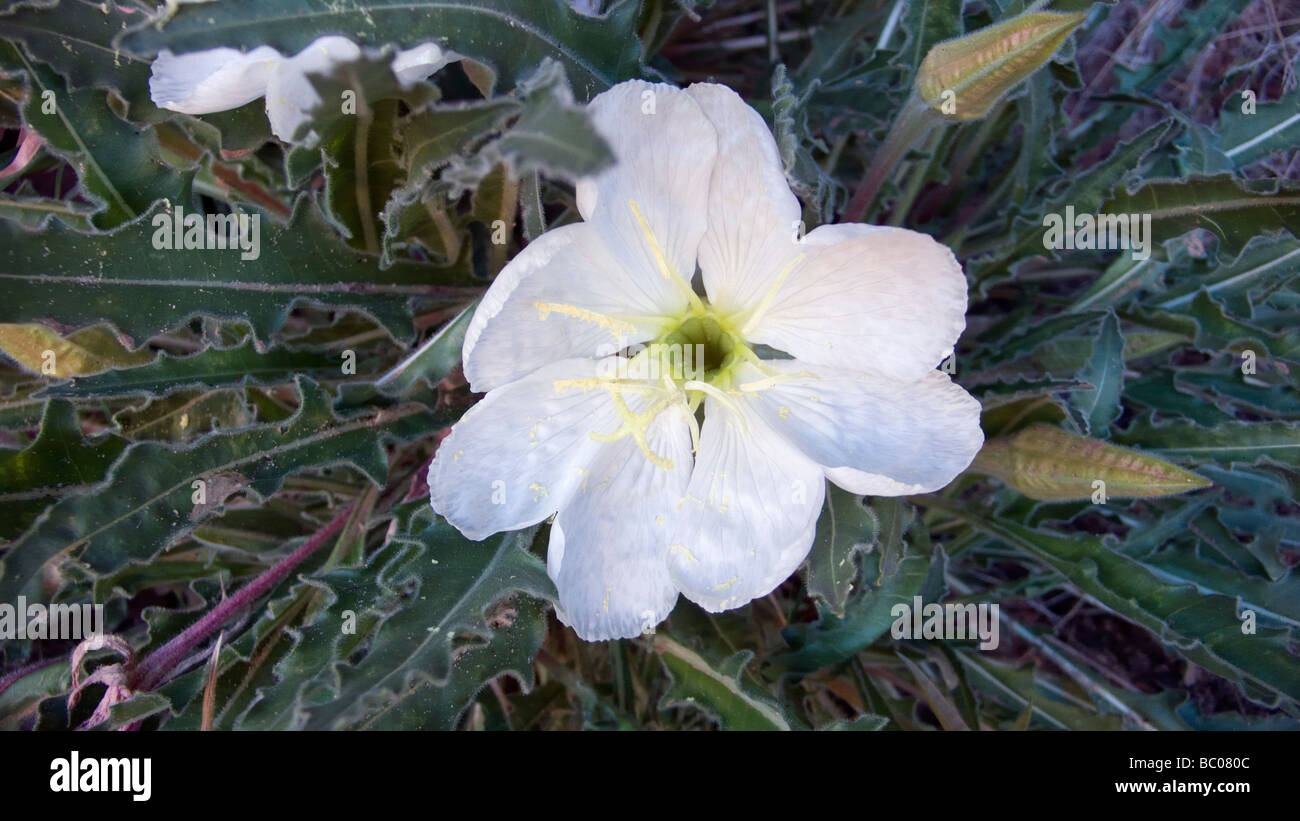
915;11;1086;121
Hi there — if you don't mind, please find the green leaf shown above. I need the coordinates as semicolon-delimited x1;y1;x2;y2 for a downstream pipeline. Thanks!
358;594;550;730
956;650;1123;730
1102;176;1300;260
439;59;615;192
0;399;127;539
121;0;643;102
239;515;553;729
773;499;932;674
1067;310;1124;435
804;484;878;616
654;635;796;730
1111;417;1300;470
39;339;344;399
375;299;476;396
0;0;162;121
0;197;475;348
0;43;192;229
1215;84;1300;170
0;377;446;603
927;497;1300;706
898;0;963;78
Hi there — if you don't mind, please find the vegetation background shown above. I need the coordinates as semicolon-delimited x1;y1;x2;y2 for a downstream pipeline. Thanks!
1;0;1298;730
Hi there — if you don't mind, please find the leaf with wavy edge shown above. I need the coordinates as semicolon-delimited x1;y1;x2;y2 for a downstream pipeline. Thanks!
926;496;1300;706
0;377;447;602
0;196;477;349
119;0;642;102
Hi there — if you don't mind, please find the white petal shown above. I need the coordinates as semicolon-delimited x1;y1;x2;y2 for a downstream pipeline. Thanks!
149;46;281;114
667;394;824;612
263;36;364;142
550;401;693;641
576;81;716;310
737;360;984;494
391;42;452;87
684;83;804;317
743;223;969;381
429;358;623;540
462;223;675;394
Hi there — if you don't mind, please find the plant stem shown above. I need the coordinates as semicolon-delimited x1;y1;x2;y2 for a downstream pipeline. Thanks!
129;505;354;692
841;96;941;223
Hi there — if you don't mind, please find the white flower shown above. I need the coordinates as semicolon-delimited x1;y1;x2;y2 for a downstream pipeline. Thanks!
428;81;983;641
148;35;452;143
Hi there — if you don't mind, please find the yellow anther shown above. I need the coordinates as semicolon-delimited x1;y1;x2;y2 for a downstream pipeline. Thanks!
534;301;638;338
588;392;677;471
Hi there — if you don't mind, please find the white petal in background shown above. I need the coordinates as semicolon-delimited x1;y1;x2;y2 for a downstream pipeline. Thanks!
149;45;282;115
744;223;969;382
550;400;693;641
667;394;825;612
737;360;984;495
150;36;450;142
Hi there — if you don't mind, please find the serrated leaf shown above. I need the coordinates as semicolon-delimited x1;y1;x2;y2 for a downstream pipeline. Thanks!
0;197;474;348
0;0;161;121
1067;310;1124;435
39;339;344;399
239;518;553;730
928;497;1300;706
1111;417;1300;469
0;377;447;602
120;0;643;102
773;499;931;674
0;323;153;377
0;399;126;539
1102;176;1300;260
654;636;795;730
0;43;192;229
804;484;878;615
375;299;476;396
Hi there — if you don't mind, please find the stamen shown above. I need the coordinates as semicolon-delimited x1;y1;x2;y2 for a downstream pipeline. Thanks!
588;391;676;471
534;301;638;338
684;379;749;433
628;199;706;314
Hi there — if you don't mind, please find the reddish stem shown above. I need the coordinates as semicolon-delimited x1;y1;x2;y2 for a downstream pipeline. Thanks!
129;505;354;692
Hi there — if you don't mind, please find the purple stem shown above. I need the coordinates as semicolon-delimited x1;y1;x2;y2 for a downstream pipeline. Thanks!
129;505;353;692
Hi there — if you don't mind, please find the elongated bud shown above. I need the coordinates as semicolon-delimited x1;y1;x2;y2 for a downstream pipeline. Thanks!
915;11;1086;122
972;423;1212;501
